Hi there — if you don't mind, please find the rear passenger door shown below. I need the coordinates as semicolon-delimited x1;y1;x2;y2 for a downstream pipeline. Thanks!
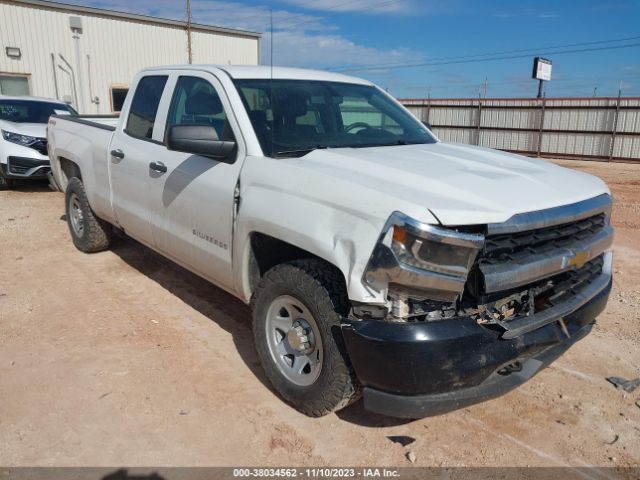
110;74;170;246
146;71;245;293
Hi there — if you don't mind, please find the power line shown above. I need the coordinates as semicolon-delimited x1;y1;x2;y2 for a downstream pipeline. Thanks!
334;42;640;73
332;34;640;71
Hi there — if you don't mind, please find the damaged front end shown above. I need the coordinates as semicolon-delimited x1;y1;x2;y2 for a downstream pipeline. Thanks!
342;194;614;418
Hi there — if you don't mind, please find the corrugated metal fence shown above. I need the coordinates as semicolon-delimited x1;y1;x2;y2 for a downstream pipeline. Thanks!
401;97;640;162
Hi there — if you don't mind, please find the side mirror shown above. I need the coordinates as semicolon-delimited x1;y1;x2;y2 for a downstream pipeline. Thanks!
422;121;432;130
167;124;235;162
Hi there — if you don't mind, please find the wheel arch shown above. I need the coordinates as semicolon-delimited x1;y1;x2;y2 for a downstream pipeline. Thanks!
56;156;82;191
242;231;349;304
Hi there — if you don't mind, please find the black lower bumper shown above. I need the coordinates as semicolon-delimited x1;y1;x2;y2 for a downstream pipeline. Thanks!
1;157;50;180
341;280;611;418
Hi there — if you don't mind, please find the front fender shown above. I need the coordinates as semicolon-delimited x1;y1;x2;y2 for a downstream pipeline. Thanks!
233;157;439;304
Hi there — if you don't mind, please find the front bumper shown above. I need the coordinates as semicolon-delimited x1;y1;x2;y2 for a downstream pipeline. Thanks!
0;156;50;180
341;279;611;418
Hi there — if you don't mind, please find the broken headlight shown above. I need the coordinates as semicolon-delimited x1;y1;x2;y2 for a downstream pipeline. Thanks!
363;212;484;303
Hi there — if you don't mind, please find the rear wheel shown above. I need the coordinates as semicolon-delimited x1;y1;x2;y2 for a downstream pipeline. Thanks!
65;177;112;253
251;259;360;417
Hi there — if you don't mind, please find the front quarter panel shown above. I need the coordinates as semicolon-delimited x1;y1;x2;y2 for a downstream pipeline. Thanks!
233;155;439;304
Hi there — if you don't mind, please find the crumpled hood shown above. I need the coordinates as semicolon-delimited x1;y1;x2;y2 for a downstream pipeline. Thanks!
0;120;47;139
298;142;610;226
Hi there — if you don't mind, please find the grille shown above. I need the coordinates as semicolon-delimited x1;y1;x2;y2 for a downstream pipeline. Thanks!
7;157;50;176
9;165;29;174
480;213;606;266
541;255;604;309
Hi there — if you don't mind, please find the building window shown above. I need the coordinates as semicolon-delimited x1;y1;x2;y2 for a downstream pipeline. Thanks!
110;86;129;113
0;74;30;96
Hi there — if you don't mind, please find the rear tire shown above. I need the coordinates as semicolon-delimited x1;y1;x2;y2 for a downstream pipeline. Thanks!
65;177;112;253
251;259;360;417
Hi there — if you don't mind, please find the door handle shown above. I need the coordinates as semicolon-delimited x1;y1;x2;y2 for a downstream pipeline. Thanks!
149;161;167;173
110;149;125;159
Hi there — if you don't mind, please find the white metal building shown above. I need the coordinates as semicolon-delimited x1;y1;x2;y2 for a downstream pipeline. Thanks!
0;0;261;114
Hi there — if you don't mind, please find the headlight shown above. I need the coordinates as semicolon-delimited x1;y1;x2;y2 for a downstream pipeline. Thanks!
390;224;480;275
363;212;484;302
2;129;39;147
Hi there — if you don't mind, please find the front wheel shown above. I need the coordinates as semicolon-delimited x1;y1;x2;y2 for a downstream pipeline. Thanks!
251;259;360;417
0;174;14;190
65;177;112;253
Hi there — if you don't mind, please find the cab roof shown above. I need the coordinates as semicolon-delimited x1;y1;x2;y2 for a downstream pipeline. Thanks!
142;65;373;86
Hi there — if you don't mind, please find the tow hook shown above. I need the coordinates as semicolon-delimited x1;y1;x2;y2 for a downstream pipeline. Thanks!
497;361;523;376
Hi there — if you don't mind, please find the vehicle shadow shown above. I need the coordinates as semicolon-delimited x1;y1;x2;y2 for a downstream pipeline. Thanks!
110;236;409;427
3;179;54;193
336;402;415;428
102;469;165;480
110;236;269;386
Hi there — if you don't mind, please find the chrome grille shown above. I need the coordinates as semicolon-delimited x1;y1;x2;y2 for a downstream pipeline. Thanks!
481;213;606;266
541;255;604;309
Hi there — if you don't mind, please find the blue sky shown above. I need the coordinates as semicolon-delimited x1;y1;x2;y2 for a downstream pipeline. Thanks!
67;0;640;98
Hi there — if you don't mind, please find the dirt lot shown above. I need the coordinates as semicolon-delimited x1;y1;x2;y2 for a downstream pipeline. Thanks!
1;159;639;469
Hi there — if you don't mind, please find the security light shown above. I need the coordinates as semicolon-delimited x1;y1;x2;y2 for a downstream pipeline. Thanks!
5;47;21;59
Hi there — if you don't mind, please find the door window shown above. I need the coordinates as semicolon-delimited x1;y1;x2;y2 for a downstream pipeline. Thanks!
166;76;234;142
125;75;168;140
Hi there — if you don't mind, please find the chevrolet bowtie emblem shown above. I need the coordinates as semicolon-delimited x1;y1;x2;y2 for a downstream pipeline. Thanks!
568;251;590;268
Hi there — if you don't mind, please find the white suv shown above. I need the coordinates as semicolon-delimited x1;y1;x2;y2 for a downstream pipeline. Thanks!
0;95;75;189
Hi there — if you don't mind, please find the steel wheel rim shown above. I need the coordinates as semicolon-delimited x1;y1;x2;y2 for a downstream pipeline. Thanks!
265;295;323;387
69;193;84;237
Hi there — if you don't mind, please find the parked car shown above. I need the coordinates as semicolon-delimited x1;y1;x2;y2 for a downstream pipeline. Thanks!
0;95;76;189
47;66;614;418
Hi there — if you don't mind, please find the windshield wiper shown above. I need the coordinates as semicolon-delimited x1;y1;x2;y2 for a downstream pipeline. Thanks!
274;145;328;158
349;140;422;149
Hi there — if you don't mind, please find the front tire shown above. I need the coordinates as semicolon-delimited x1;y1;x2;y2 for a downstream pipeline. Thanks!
251;259;360;417
0;174;14;190
65;177;112;253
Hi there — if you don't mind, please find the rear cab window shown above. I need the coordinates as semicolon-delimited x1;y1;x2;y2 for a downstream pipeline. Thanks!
125;75;168;140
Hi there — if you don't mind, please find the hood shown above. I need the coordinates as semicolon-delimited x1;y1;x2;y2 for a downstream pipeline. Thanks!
297;142;610;226
0;120;47;139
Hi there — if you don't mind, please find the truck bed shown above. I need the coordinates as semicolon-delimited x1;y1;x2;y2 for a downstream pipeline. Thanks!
51;114;119;131
47;114;120;223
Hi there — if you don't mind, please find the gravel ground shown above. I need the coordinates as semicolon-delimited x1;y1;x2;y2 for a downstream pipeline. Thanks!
0;159;639;470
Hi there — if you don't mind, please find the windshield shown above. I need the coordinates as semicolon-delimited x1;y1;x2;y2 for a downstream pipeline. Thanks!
0;100;76;123
234;79;436;157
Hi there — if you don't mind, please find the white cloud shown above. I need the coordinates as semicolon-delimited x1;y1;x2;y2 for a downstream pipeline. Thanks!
68;0;424;69
263;30;421;69
276;0;415;14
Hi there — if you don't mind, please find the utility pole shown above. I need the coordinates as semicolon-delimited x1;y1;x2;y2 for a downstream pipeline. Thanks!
482;77;488;98
186;0;193;64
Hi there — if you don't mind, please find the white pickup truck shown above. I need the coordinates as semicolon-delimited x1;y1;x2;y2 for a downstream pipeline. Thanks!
47;65;614;418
